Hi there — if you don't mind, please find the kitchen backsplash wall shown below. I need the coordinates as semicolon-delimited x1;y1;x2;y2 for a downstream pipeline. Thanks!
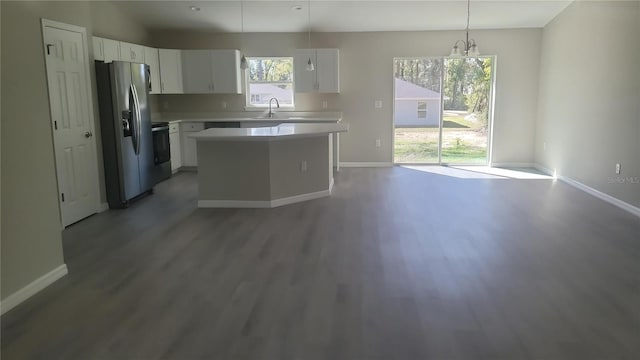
149;92;341;114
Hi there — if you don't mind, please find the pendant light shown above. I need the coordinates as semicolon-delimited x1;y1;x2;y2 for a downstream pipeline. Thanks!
239;0;248;70
306;0;315;71
450;0;480;57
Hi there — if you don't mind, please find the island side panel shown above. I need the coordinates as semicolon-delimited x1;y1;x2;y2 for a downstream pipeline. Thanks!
197;141;272;202
268;136;330;200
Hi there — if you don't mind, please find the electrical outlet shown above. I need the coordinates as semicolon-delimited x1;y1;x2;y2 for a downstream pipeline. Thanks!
300;160;308;172
221;101;228;109
374;100;382;109
616;163;621;174
375;138;381;147
322;100;328;109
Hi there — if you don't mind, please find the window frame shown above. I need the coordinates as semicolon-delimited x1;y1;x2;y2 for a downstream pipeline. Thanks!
245;56;295;109
417;100;428;119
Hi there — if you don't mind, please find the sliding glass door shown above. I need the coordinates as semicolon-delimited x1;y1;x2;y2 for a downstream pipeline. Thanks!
393;56;494;165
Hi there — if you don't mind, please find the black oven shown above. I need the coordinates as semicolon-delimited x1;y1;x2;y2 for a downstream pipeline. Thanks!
151;122;171;183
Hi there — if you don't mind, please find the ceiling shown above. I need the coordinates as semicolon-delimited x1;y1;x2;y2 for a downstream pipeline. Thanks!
113;0;573;33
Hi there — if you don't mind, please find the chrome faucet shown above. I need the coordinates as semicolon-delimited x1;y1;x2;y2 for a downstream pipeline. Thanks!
268;98;280;118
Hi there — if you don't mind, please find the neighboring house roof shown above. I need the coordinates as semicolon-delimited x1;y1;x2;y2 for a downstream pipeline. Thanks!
394;78;442;100
251;83;291;100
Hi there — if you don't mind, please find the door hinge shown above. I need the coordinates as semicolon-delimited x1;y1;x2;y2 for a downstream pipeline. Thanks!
54;121;58;130
61;193;65;202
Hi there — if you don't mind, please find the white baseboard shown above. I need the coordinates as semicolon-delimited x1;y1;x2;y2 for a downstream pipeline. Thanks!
534;163;640;218
340;162;393;168
198;199;271;208
270;189;331;207
1;264;68;315
491;162;535;168
198;189;331;209
97;202;109;213
534;163;554;176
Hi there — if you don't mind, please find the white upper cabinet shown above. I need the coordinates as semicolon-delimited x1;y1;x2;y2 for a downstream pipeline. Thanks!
315;49;340;93
159;49;184;94
211;50;242;94
182;50;214;94
182;49;242;94
119;41;145;63
144;47;161;94
93;37;103;61
92;36;120;63
294;48;340;93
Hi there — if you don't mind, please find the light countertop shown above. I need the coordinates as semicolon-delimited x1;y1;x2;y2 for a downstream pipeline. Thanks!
190;123;349;141
152;111;342;124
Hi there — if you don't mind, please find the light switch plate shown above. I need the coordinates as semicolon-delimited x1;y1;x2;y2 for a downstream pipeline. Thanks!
375;100;382;108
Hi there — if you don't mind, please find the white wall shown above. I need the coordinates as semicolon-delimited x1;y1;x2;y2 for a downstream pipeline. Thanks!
150;28;542;165
536;1;640;208
394;100;440;127
0;1;150;302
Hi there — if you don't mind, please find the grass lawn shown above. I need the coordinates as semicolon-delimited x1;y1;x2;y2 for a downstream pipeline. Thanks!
394;127;487;164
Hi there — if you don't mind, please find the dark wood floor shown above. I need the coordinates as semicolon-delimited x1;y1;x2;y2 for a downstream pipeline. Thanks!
2;167;640;360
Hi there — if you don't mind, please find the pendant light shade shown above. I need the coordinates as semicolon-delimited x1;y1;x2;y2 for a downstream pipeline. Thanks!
306;0;315;72
240;55;248;70
449;0;480;57
468;43;480;57
450;44;462;57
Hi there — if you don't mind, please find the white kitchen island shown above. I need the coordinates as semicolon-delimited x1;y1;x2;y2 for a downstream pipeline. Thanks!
191;123;349;208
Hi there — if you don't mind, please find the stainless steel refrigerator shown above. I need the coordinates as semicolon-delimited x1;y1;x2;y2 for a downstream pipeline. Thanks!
96;61;154;208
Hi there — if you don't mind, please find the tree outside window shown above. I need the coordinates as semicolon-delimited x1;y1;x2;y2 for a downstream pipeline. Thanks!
246;57;294;108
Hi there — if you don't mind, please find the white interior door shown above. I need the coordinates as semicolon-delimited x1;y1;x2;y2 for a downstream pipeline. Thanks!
43;20;100;227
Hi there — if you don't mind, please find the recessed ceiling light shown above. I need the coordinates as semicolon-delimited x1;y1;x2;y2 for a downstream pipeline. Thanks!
291;5;303;11
190;6;201;11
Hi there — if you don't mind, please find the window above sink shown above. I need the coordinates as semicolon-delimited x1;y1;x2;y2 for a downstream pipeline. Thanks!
245;57;294;109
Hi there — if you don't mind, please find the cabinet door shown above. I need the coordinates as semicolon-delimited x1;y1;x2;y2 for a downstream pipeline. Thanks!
144;47;161;94
181;131;198;167
293;49;317;93
180;123;203;167
182;50;213;94
93;36;104;61
159;49;184;94
103;38;120;62
211;50;241;94
316;49;340;93
119;42;145;63
169;131;181;171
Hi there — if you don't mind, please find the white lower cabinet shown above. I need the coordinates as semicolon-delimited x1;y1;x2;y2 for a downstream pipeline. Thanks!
169;123;181;171
180;122;204;167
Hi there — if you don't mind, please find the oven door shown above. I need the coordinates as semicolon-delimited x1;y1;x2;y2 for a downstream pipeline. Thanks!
151;124;170;165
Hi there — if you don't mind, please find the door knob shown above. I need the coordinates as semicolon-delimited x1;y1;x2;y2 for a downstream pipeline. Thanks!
85;131;93;138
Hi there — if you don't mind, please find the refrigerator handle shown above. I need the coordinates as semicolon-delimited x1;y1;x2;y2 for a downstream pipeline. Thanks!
128;84;138;154
131;84;142;155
